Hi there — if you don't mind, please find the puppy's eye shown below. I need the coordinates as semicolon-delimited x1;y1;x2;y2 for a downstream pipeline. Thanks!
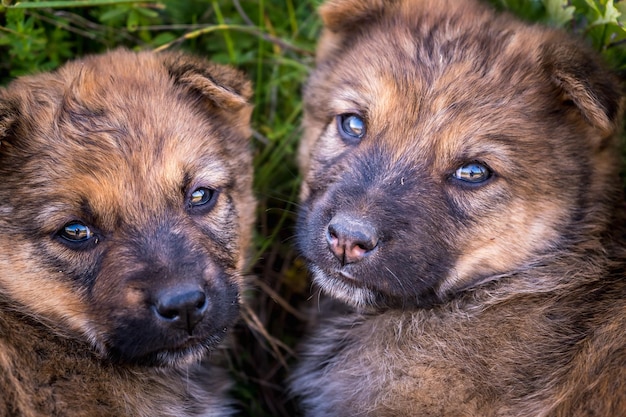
453;162;492;184
58;222;94;243
187;187;218;213
336;113;366;144
60;222;93;242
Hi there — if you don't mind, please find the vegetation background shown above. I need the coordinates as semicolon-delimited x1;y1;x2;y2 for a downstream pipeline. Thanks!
1;0;624;415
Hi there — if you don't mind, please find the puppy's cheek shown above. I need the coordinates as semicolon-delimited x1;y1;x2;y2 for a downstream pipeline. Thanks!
440;199;568;294
0;239;90;318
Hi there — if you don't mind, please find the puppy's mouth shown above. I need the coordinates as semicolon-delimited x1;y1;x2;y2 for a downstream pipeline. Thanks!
311;264;379;308
332;268;375;291
152;332;229;367
336;269;358;282
107;325;231;367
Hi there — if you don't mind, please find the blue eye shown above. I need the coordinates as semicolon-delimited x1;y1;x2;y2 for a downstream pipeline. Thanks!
60;222;93;242
337;113;366;144
453;162;492;184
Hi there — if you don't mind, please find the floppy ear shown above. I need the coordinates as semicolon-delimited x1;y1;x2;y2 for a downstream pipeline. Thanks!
0;92;19;152
160;52;253;140
542;34;623;139
318;0;390;33
161;52;252;112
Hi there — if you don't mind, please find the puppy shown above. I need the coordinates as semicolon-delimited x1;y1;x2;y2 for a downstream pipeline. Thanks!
291;0;626;415
0;49;255;417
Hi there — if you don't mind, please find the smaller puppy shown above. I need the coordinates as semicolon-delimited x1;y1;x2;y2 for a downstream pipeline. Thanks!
0;49;255;416
291;0;626;416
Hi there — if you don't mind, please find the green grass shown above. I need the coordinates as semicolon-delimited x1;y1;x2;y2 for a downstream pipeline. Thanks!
0;0;625;415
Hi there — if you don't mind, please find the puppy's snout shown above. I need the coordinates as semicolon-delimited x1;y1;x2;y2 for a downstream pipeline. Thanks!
327;214;379;265
153;286;208;334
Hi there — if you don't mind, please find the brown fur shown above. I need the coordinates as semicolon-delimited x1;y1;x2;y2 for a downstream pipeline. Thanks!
0;49;256;416
291;0;626;415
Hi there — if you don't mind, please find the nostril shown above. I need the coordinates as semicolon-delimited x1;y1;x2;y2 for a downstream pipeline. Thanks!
354;233;378;252
327;225;339;243
157;306;180;321
355;242;370;253
194;295;207;310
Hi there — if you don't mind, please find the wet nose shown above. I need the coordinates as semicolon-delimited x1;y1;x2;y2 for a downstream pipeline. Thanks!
153;286;208;334
326;213;379;265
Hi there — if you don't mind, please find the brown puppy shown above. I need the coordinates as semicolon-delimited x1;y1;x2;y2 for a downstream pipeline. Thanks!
0;49;255;416
291;0;626;415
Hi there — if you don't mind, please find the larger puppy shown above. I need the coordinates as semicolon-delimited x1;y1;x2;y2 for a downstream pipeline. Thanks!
291;0;626;415
0;49;255;416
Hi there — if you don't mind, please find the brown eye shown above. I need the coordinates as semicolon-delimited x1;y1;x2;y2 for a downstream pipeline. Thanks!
56;221;99;250
60;222;93;242
187;187;218;213
453;162;492;184
337;113;366;144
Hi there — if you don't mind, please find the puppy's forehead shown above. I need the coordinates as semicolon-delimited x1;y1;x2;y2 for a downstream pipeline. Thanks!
49;91;231;183
39;135;230;222
321;21;549;158
23;61;238;220
60;55;234;167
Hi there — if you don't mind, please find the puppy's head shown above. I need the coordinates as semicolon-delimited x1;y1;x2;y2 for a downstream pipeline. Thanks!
297;0;623;309
0;49;255;366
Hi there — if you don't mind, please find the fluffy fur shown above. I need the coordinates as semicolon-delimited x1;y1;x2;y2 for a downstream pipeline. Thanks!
0;49;256;416
291;0;626;415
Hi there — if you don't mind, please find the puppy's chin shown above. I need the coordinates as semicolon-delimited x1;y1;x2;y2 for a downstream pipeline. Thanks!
152;336;225;367
107;333;227;368
310;265;378;309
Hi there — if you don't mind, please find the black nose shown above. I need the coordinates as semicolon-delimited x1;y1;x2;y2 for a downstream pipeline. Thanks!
153;286;208;334
326;213;379;265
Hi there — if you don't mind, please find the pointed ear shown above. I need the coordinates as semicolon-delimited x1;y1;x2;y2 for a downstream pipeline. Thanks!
161;51;253;113
542;34;623;138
